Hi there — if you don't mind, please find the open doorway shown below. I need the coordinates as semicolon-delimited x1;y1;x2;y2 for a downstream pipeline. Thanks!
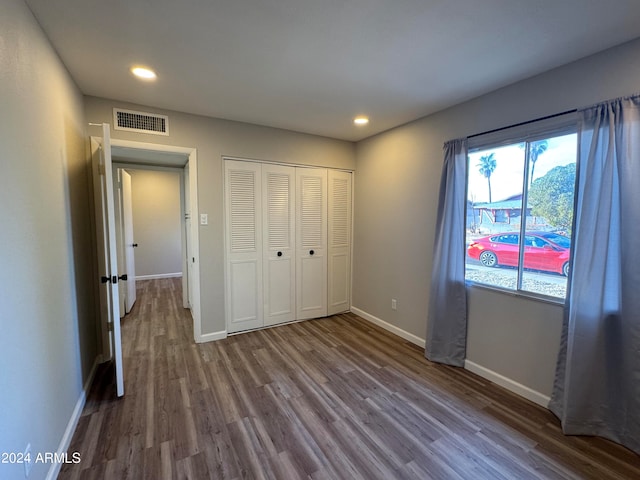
107;139;202;344
90;129;202;397
113;165;185;317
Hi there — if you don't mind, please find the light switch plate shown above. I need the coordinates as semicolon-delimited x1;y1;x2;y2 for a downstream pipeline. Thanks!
200;213;208;225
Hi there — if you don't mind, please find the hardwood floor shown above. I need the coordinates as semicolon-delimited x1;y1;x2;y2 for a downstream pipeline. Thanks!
59;278;640;479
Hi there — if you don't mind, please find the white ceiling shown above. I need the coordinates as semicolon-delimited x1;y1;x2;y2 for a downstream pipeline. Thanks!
26;0;640;141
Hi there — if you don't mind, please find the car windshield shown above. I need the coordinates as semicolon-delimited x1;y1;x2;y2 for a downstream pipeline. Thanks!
540;233;571;248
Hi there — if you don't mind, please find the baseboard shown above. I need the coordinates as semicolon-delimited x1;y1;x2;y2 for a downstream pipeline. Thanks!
136;272;182;280
464;360;551;408
349;307;550;409
350;306;426;348
196;330;227;343
46;357;99;480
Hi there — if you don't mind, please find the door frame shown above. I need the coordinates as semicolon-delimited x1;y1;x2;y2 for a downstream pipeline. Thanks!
102;138;203;343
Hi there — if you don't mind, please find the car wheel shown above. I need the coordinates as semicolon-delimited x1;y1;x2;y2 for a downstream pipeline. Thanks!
479;251;498;267
562;262;570;277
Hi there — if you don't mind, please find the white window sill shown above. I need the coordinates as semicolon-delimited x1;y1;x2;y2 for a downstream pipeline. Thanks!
465;281;566;306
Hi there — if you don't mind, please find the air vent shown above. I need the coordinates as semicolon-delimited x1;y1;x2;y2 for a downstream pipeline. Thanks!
113;108;169;136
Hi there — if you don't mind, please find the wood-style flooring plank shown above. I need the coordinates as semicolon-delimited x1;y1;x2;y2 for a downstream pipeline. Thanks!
59;278;640;479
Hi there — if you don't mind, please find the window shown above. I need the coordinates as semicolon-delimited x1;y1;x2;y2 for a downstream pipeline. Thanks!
465;131;577;300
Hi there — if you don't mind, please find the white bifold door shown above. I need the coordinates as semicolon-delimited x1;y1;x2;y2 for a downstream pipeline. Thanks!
328;169;352;316
263;164;297;326
225;160;263;333
225;159;351;334
296;168;328;320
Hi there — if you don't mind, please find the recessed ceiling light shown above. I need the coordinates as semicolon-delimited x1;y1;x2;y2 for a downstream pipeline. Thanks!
131;66;157;80
353;116;369;125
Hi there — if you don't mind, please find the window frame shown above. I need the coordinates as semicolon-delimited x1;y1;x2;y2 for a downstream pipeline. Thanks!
464;117;578;304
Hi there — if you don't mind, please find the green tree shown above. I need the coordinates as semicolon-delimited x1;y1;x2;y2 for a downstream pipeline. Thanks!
528;163;576;234
477;153;497;203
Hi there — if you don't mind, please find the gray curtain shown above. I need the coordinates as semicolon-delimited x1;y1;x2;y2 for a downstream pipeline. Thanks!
425;139;468;367
549;96;640;454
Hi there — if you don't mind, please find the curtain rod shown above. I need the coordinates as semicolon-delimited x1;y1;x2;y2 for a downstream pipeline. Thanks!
467;108;577;139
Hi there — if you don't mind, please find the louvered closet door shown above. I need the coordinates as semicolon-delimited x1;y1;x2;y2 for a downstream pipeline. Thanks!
262;164;296;326
296;167;328;320
328;170;352;315
225;160;263;333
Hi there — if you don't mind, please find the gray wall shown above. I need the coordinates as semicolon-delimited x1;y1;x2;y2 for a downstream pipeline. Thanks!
353;38;640;400
85;97;356;335
0;1;97;479
129;169;183;277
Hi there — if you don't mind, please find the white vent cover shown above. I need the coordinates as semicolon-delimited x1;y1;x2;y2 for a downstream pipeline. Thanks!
113;108;169;136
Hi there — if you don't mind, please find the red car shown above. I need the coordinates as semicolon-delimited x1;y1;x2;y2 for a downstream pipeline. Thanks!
467;231;571;276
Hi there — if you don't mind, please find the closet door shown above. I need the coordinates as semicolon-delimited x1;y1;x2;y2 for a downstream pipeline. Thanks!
262;164;296;326
296;167;328;320
225;160;263;333
328;170;352;315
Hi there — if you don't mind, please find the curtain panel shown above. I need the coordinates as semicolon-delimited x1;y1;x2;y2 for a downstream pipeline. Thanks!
425;139;468;367
549;96;640;454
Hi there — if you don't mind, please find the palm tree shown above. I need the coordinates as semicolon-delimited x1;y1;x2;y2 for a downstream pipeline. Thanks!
528;140;548;186
477;153;497;203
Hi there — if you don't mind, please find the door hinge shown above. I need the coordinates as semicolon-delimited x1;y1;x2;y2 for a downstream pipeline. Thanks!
107;322;114;332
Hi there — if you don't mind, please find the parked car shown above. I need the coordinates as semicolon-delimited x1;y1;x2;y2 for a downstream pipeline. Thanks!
467;231;571;276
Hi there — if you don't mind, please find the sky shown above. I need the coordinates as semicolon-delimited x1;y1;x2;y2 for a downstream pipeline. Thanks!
467;133;576;204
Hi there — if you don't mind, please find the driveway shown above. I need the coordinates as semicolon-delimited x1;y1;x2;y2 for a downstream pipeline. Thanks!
466;259;567;298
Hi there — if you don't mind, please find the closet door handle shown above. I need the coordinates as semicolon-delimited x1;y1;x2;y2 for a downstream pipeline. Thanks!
309;250;315;256
277;251;283;257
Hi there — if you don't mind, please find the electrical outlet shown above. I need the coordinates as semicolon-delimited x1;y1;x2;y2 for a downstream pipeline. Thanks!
391;299;397;311
200;213;208;225
24;443;32;477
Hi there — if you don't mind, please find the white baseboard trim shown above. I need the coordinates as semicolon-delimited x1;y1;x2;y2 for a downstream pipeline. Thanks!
464;360;551;408
196;330;227;343
136;272;182;280
349;307;550;409
350;306;426;348
46;357;99;480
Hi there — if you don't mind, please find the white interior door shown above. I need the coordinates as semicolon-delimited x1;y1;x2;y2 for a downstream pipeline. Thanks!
91;124;124;397
296;167;328;320
121;170;137;313
328;170;352;315
225;160;263;333
182;167;191;309
262;164;296;326
114;169;126;317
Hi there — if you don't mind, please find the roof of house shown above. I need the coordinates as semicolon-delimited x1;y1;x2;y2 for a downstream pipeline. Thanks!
473;199;523;210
